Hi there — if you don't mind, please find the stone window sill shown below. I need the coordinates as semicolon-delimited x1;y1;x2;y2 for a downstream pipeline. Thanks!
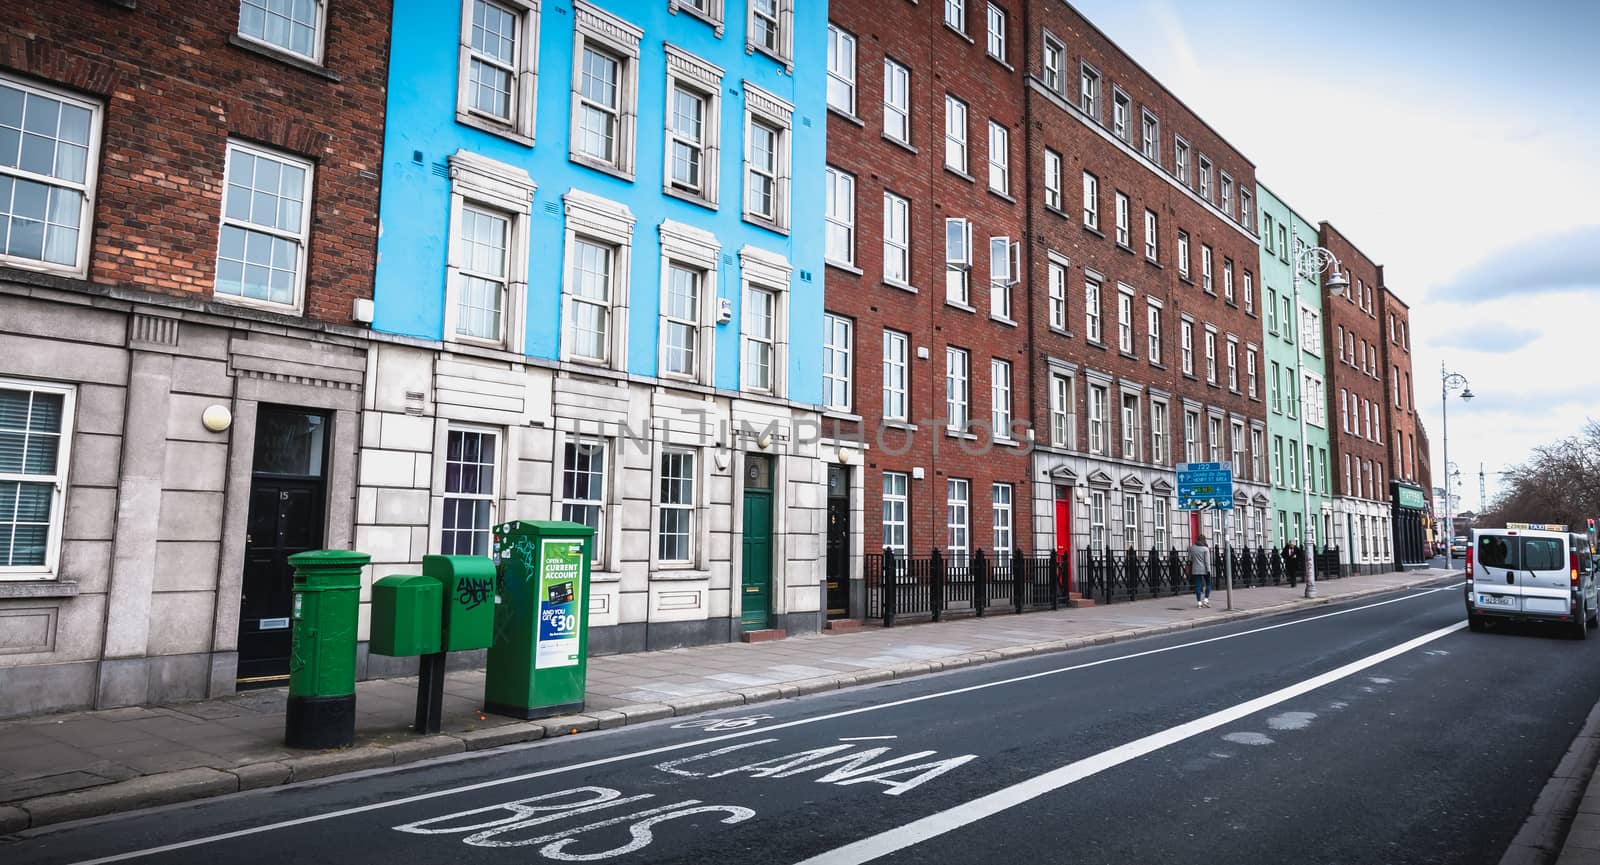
0;580;80;599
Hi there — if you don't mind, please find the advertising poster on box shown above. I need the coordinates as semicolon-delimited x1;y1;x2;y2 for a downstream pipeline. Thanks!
536;538;584;669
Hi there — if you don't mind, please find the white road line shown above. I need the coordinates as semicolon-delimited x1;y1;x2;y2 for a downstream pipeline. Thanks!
793;619;1468;865
63;582;1462;865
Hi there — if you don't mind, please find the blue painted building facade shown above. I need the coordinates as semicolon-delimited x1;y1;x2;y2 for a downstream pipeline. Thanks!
357;0;831;660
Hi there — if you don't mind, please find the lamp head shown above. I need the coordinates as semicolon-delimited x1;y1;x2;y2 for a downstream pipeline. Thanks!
1461;388;1474;402
1325;269;1350;296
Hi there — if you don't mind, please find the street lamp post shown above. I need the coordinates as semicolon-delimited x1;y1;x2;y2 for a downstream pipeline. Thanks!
1440;364;1473;557
1289;232;1349;598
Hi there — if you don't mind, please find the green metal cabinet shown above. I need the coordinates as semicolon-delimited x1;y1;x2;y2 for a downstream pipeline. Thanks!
370;574;442;657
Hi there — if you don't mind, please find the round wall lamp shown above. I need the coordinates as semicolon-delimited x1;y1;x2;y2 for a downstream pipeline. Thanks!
837;447;854;465
201;405;233;433
757;434;773;450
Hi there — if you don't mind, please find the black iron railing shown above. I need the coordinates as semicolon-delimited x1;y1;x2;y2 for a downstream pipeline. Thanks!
865;548;1066;626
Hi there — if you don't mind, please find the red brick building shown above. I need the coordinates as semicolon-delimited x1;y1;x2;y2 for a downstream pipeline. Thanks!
0;0;389;715
1381;287;1427;563
823;0;1032;608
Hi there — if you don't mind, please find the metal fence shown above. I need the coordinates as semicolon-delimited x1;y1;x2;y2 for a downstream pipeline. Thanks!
1075;545;1345;605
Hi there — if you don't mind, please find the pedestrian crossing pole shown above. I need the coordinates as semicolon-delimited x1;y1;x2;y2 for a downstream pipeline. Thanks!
1224;507;1234;611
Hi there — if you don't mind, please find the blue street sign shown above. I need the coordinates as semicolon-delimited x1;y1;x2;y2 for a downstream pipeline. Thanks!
1176;461;1234;511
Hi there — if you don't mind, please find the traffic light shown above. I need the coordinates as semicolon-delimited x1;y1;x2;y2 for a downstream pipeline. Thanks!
1589;518;1596;533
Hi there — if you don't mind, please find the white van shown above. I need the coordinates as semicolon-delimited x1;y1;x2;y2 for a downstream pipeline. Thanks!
1466;523;1598;638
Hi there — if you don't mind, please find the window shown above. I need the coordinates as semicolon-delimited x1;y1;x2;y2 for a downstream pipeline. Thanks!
742;285;777;392
948;479;970;563
1088;383;1108;454
1079;64;1100;119
993;484;1013;556
1264;214;1275;252
1243;271;1254;314
1044;148;1063;210
1083;172;1099;229
826;25;856;115
572;3;642;176
1150;400;1168;464
1304;373;1324;427
883;191;910;286
1201;245;1213;292
1204;329;1217;384
664;47;722;205
1226;338;1238;391
1112;89;1130;141
824;166;854;266
458;0;539;140
567;238;618;363
946;347;970;431
1267;288;1279;333
1246;346;1258;398
1114;192;1130;246
444;152;535;349
987;121;1010;194
1281;294;1294;344
1231;420;1245;475
883;472;908;556
1251;428;1264;481
1174;137;1190;184
1184;409;1199;463
1208;416;1223;462
1090;491;1107;552
883;329;909;421
560;440;606;562
0;77;98;275
1177;231;1190;279
1048;256;1068;330
1117;288;1134;354
1180;320;1194;375
945;217;971;304
1223;258;1234;303
1220;174;1233;217
991;359;1012;440
1121;392;1141;460
1285;372;1297;419
1240;189;1252;229
748;0;793;65
442;427;499;556
1144;210;1158;260
986;3;1006;61
661;263;703;379
1301;307;1323;355
1198;156;1212;201
1287;437;1299;489
1147;300;1162;361
1122;494;1139;550
1270;361;1281;412
944;0;965;30
657;217;717;383
0;380;73;578
216;141;313;311
1154;497;1169;549
451;205;512;343
1085;275;1102;343
884;59;911;144
1042;33;1065;93
944;94;968;173
1141;110;1159;161
1337;325;1345;361
657;449;696;563
1278;224;1288;260
989;236;1016;320
1050;372;1075;447
1271;436;1283;485
743;83;793;230
238;0;325;62
823;314;852;412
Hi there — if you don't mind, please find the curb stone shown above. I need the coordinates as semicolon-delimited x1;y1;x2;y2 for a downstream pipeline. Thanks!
6;574;1451;831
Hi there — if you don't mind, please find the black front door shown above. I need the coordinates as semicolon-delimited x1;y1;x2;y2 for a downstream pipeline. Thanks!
237;408;328;686
826;464;851;619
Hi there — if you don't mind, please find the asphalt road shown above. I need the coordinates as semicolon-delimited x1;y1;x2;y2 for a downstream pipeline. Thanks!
9;576;1600;865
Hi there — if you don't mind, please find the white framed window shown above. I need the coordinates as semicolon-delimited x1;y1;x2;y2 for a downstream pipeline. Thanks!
670;0;723;29
1246;346;1258;398
1267;288;1279;333
216;141;314;312
1304;372;1325;427
1146;299;1162;361
824;166;855;266
1114;192;1130;246
1079;62;1100;119
823;313;853;412
444;151;536;350
1180;319;1194;375
1223;258;1234;303
826;24;860;121
1176;231;1190;279
457;0;540;141
748;0;794;68
945;217;971;305
947;479;970;563
1251;428;1264;482
883;59;911;145
1208;416;1223;463
561;189;635;368
986;3;1007;61
1084;275;1102;343
1226;337;1238;391
1243;271;1254;314
1220;173;1233;217
1240;189;1252;228
0;76;100;276
1287;436;1299;489
1264;214;1276;252
1198;155;1212;201
1141;109;1159;161
1122;493;1139;550
1201;244;1213;292
944;0;966;31
1150;400;1168;465
883;191;910;286
883;329;909;421
993;483;1013;556
657;218;719;384
944;94;968;173
883;472;908;556
571;2;642;177
945;346;970;431
1088;382;1108;455
1112;89;1131;141
1183;409;1199;463
743;284;778;393
1117;287;1134;354
1121;391;1141;460
1044;148;1063;210
452;204;511;343
1270;361;1281;412
657;448;697;564
1090;490;1106;552
442;426;500;556
1050;371;1074;448
1174;136;1190;184
1048;255;1068;331
1082;172;1099;229
559;439;608;564
1154;496;1169;549
1042;32;1065;93
238;0;326;62
987;120;1010;194
1204;329;1217;384
1282;294;1295;344
991;358;1012;440
0;379;74;579
1301;306;1323;355
743;82;794;231
989;235;1017;320
1144;209;1158;260
663;46;723;206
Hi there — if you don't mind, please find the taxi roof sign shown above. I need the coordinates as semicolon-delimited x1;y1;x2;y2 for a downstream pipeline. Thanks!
1504;522;1569;532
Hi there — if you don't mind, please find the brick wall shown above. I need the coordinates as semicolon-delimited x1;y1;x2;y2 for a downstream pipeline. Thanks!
1380;288;1421;486
0;0;390;324
1318;222;1391;502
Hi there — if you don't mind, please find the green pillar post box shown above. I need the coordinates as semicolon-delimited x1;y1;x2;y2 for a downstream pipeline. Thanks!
484;521;594;719
285;549;370;749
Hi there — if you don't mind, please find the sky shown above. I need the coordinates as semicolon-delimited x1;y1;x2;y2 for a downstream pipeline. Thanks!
1068;0;1600;514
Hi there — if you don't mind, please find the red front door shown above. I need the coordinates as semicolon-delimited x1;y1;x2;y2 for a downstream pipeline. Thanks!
1055;488;1072;593
1189;511;1202;544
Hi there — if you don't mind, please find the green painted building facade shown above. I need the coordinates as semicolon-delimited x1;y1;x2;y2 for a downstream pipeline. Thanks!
1256;184;1333;548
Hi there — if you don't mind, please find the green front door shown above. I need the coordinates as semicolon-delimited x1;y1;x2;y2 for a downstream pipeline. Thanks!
741;455;774;631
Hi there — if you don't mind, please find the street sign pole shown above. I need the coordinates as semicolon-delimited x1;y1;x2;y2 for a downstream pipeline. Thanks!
1224;508;1234;611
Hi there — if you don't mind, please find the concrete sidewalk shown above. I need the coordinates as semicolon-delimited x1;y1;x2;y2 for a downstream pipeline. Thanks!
0;568;1454;833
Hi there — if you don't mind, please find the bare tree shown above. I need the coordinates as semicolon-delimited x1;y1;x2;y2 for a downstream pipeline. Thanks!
1477;420;1600;529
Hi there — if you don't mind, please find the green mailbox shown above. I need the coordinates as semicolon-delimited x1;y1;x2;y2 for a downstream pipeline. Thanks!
423;555;496;651
285;549;370;749
370;574;442;657
484;520;595;719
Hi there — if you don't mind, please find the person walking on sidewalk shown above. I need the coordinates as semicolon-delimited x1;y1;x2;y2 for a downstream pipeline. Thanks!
1189;534;1212;608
